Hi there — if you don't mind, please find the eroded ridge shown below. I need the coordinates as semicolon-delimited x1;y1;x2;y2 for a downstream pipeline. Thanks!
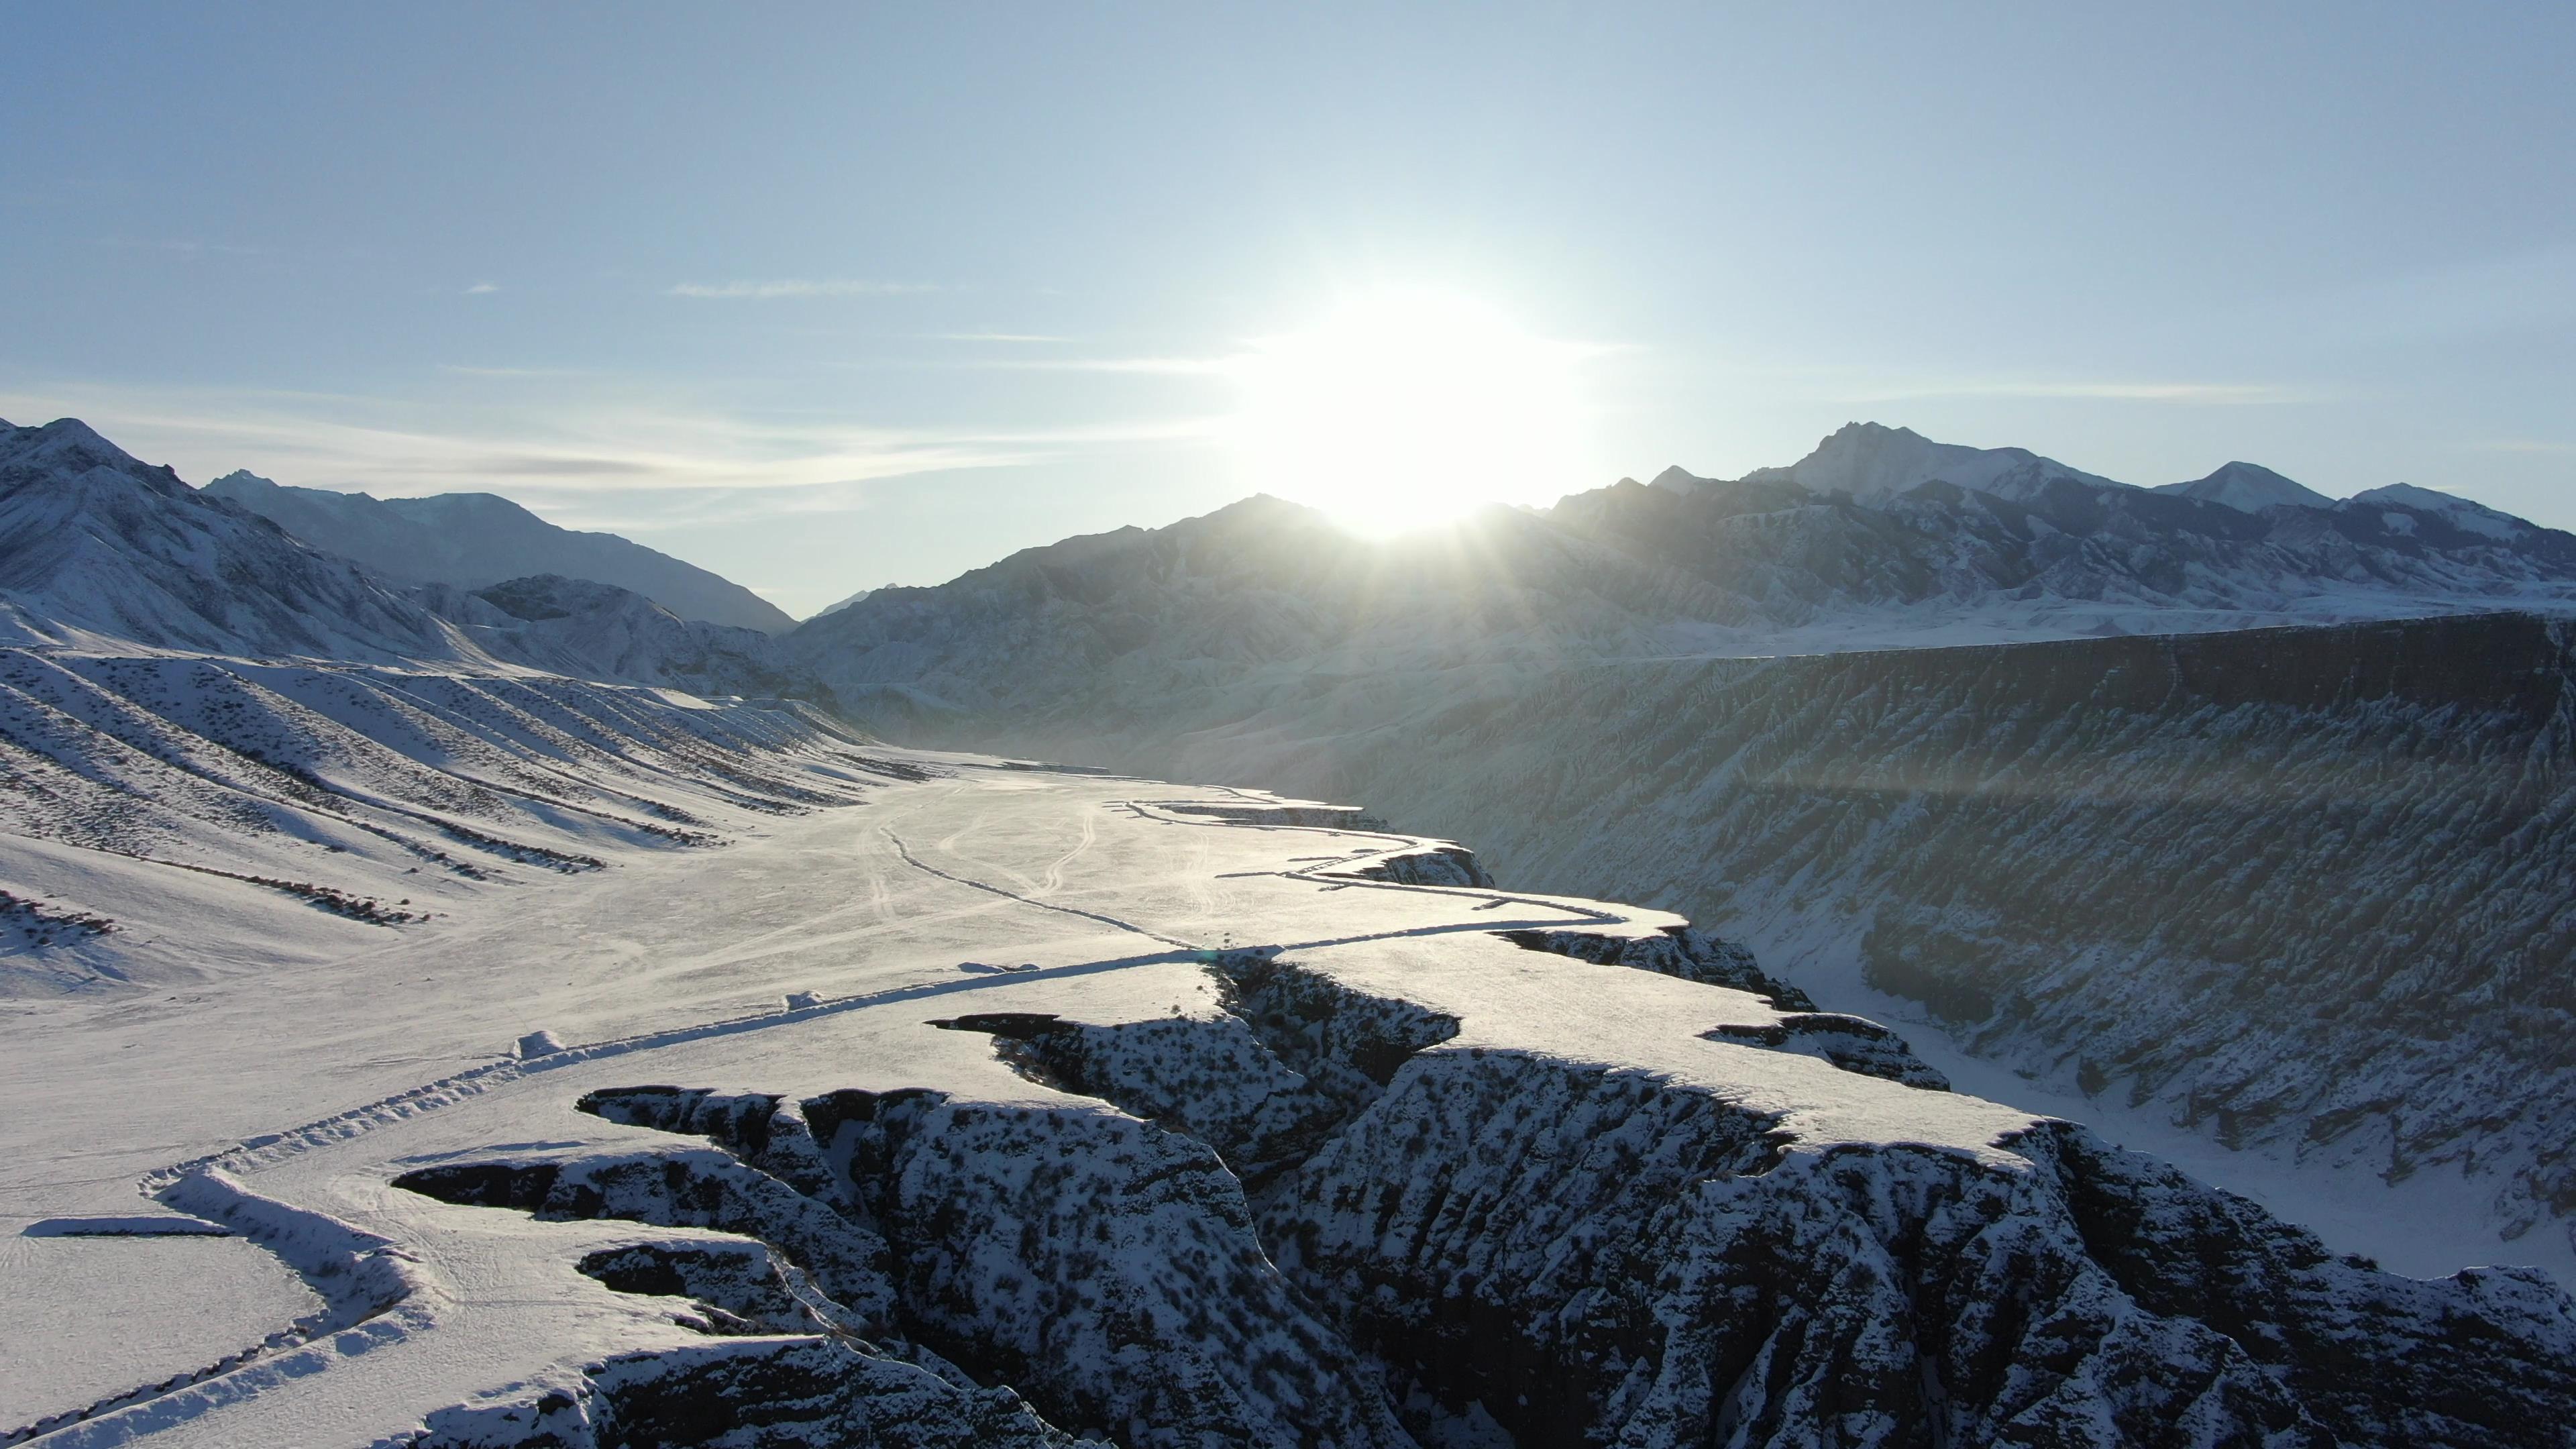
1498;922;1821;1011
382;952;2576;1448
945;954;2576;1448
397;1078;1411;1449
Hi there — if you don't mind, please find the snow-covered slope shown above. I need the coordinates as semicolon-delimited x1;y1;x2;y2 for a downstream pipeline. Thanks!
7;767;2573;1446
2155;460;2334;512
423;574;816;699
780;482;2576;1281
0;421;819;699
789;458;2576;742
2346;481;2538;541
1720;421;2128;501
204;471;794;633
9;413;2576;1441
0;642;894;995
807;586;879;620
785;492;1734;728
924;612;2576;1284
0;421;471;661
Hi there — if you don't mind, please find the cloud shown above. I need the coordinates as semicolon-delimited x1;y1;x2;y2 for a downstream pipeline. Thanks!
0;380;1221;523
955;355;1237;375
1831;376;2316;407
463;282;500;295
667;278;941;300
99;235;272;259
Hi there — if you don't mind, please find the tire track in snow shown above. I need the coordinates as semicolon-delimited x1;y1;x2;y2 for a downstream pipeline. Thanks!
1039;806;1097;898
885;828;1199;951
59;797;1616;1442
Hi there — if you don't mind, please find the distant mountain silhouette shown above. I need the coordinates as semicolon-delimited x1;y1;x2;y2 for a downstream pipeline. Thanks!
203;470;794;632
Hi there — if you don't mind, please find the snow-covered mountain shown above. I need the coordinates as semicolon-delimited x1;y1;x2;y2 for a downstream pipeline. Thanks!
1058;612;2576;1283
773;437;2576;1279
788;441;2576;736
1;419;471;661
2155;460;2334;511
13;760;2576;1446
10;414;2576;1442
423;574;816;699
2347;481;2541;541
204;470;794;633
807;586;879;619
0;420;809;701
1662;421;2127;502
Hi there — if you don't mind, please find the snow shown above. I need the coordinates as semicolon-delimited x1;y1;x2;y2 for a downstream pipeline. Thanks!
9;415;2576;1441
0;1234;324;1434
1723;906;2576;1288
202;472;796;633
1731;421;2127;500
2347;482;2530;539
2153;460;2334;512
7;760;2573;1443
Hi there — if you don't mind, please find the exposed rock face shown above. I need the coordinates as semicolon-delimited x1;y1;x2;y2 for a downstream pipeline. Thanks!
1499;924;1818;1010
400;955;2576;1448
410;1336;1081;1448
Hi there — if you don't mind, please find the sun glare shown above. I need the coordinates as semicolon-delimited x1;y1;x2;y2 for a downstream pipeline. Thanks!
1223;292;1588;537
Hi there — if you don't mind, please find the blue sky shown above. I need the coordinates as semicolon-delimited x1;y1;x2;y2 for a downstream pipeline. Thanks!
5;3;2571;614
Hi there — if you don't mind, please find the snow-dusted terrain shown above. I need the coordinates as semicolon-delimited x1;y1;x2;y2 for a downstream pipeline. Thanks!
203;471;796;633
10;412;2576;1442
1055;613;2576;1285
10;765;2576;1446
759;428;2576;1286
1;420;793;702
789;423;2576;733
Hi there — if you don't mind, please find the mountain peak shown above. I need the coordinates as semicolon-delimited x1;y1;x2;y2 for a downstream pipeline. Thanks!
1648;465;1708;492
1739;421;2121;501
7;417;137;471
2155;461;2331;513
211;474;795;633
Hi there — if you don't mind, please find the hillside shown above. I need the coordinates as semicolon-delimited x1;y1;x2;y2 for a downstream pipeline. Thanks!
12;765;2576;1446
1;420;470;661
205;470;795;633
773;437;2576;1279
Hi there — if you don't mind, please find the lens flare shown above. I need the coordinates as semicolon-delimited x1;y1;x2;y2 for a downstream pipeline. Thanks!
1222;292;1589;536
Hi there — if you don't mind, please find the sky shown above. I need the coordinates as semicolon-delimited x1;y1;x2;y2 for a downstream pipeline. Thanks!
4;3;2572;616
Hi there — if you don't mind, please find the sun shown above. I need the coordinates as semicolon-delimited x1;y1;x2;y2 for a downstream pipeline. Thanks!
1222;292;1589;537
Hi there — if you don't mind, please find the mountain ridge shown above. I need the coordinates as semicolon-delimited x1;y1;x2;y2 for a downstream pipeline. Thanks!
204;470;794;633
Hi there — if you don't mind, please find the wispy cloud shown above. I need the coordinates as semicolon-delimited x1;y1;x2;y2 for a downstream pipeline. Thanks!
437;364;596;378
957;355;1237;376
462;281;500;295
0;380;1220;530
99;235;273;259
667;278;941;300
1831;376;2316;407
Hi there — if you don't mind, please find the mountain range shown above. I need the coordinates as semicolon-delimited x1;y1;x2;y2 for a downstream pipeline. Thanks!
203;469;796;633
11;411;2576;1273
9;411;2576;1442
